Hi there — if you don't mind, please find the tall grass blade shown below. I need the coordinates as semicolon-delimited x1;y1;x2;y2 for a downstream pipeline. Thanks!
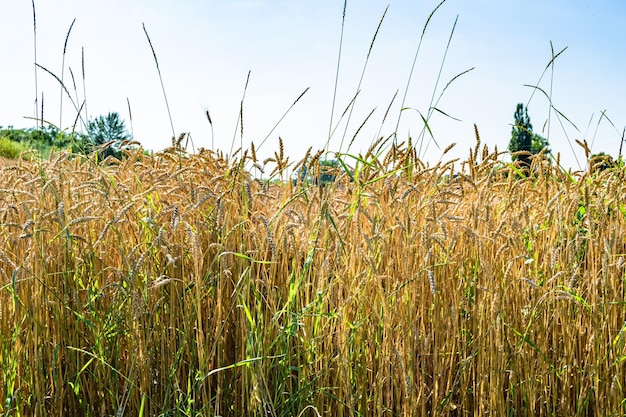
524;82;581;167
32;0;39;129
546;41;555;140
328;90;360;144
339;5;388;154
393;0;448;144
59;18;76;130
325;0;348;152
375;89;398;144
81;47;88;123
417;14;459;157
142;22;175;139
257;87;310;152
401;107;438;149
205;109;214;151
430;66;474;116
228;70;251;156
346;107;376;152
127;97;134;139
35;63;83;126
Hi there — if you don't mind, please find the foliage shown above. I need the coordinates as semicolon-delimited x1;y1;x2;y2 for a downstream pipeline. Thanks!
82;112;132;160
508;103;550;167
0;115;136;161
531;131;550;154
0;114;138;160
589;152;621;172
0;137;29;159
292;158;342;186
0;125;74;158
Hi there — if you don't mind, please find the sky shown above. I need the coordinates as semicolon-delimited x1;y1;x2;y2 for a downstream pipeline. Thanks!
1;0;625;171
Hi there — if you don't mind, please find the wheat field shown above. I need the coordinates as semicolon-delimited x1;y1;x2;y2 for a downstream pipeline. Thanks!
0;140;625;416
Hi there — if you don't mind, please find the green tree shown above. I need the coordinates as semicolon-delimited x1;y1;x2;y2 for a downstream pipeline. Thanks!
508;103;550;169
531;132;550;155
28;125;75;152
83;112;132;159
292;158;344;186
589;152;620;173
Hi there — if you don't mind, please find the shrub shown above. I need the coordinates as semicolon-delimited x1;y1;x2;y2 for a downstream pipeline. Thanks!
0;137;29;159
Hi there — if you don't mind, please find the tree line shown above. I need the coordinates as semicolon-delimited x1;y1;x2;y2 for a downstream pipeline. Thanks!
0;106;620;173
0;112;132;160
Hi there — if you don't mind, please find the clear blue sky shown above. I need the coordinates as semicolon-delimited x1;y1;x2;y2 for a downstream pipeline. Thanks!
1;1;625;170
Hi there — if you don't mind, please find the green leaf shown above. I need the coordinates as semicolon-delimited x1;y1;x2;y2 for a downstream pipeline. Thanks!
218;251;275;265
196;355;284;382
429;106;462;122
507;324;555;370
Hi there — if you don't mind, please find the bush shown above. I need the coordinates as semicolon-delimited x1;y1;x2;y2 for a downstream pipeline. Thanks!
0;137;29;159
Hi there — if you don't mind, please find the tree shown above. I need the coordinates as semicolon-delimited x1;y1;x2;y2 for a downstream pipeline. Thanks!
531;132;550;155
508;103;550;169
292;158;344;186
83;112;132;159
589;152;620;173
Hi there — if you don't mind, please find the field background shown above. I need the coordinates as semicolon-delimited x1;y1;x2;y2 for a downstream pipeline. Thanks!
1;141;625;416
